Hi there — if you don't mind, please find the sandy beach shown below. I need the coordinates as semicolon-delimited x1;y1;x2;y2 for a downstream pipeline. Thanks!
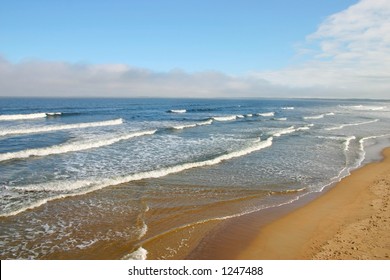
236;147;390;260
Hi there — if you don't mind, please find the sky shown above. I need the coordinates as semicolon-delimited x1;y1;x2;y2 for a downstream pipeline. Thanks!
0;0;389;99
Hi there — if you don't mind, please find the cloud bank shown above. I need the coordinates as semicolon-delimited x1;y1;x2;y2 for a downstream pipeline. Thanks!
0;0;389;99
255;0;390;98
0;57;280;98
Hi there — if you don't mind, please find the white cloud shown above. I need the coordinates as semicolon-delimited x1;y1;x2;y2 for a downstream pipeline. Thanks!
254;0;390;98
1;0;389;99
0;57;282;98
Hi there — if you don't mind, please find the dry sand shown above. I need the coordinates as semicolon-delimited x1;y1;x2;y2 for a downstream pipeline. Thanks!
237;148;390;260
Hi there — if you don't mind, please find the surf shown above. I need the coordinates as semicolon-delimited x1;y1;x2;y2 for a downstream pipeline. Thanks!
325;119;379;131
0;118;123;137
2;137;273;217
0;130;156;162
0;112;61;121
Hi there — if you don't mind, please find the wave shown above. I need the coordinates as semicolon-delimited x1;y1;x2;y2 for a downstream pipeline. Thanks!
245;114;253;117
2;137;273;217
256;112;275;117
45;112;62;117
297;124;314;131
273;117;287;121
303;112;334;120
272;124;312;137
168;109;186;113
272;126;296;137
0;130;156;162
356;133;390;168
171;119;213;130
0;112;61;121
269;187;306;195
339;105;386;111
281;107;294;110
344;136;356;152
325;119;379;131
212;115;237;121
0;118;123;137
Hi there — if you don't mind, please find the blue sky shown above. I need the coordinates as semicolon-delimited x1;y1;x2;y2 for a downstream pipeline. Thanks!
1;0;356;73
0;0;389;98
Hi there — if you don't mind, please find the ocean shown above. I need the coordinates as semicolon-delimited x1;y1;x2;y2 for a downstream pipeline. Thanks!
0;98;389;259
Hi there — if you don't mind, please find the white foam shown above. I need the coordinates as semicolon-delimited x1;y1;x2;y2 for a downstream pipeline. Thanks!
272;126;296;137
339;105;386;111
168;109;186;113
46;112;62;116
281;107;294;110
0;130;156;162
273;117;287;121
122;247;148;260
236;115;245;119
0;118;123;137
344;136;356;152
212;115;237;121
172;119;213;130
256;112;275;117
272;124;312;137
3;137;273;217
75;239;98;250
303;114;324;120
245;114;253;117
303;112;334;120
0;112;60;121
356;133;390;168
296;124;313;131
325;119;379;131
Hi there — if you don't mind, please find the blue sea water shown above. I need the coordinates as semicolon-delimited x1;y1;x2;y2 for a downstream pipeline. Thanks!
0;98;389;259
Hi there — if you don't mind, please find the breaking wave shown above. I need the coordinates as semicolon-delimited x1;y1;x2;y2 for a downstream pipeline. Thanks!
325;119;379;131
0;118;123;137
303;112;334;120
273;117;287;121
272;124;312;137
0;130;156;162
168;109;186;113
172;119;213;130
212;115;237;121
2;137;273;217
256;112;275;117
0;112;62;121
339;105;386;111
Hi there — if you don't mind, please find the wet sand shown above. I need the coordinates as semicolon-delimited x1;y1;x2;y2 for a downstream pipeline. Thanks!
235;147;390;259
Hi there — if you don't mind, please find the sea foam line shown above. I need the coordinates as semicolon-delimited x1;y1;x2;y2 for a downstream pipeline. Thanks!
325;119;379;131
0;118;123;137
172;119;213;130
303;112;334;120
168;109;186;113
272;124;312;137
339;105;386;111
256;112;275;117
2;137;273;217
0;112;62;121
212;115;237;121
0;130;156;162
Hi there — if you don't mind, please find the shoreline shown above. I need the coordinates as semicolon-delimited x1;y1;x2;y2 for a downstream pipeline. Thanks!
187;147;390;260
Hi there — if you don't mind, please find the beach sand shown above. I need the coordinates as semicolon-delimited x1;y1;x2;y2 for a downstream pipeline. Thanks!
235;147;390;260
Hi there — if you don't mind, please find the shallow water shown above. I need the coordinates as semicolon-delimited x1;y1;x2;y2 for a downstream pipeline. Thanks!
0;98;389;259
